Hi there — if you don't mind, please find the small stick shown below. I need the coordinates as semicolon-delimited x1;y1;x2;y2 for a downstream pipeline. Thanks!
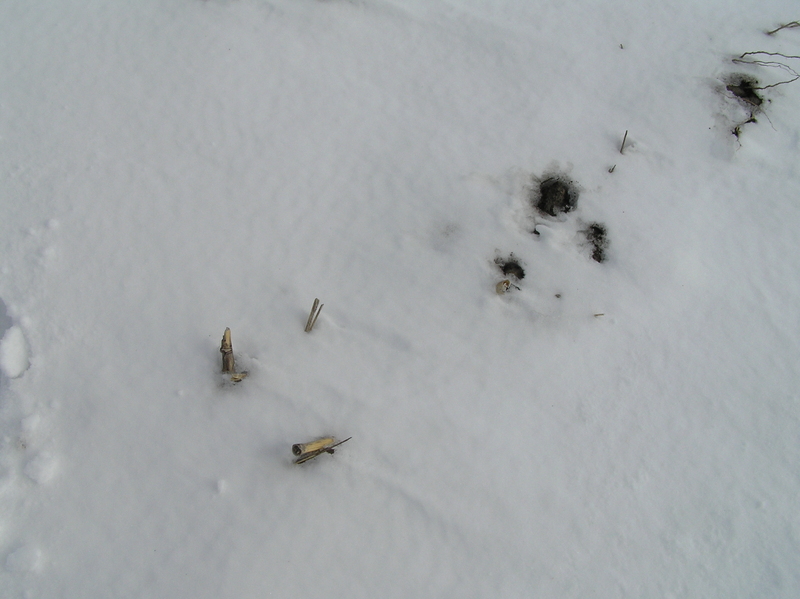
619;130;628;154
305;298;323;332
220;327;235;373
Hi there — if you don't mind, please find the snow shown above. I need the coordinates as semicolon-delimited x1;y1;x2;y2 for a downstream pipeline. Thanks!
5;545;42;574
0;327;29;379
1;0;799;597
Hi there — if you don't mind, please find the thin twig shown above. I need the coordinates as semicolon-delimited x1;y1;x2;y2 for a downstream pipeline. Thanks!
766;21;800;35
619;130;628;154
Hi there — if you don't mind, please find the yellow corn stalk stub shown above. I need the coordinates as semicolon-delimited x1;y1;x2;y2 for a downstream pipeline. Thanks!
292;437;336;457
292;437;351;464
220;327;235;373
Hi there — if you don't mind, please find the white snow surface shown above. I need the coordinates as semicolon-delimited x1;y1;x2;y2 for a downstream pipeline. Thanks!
0;327;29;379
1;0;799;597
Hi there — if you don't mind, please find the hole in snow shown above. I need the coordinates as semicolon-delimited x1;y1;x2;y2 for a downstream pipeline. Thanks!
532;175;579;217
725;74;763;107
495;254;525;280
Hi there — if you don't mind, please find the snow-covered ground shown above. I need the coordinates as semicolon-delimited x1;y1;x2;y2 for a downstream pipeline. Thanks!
2;0;799;596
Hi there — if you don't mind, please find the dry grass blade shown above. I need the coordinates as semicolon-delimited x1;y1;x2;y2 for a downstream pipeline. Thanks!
733;52;800;89
766;21;800;35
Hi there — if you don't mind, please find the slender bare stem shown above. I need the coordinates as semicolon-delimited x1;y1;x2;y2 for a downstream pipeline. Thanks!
766;21;800;35
305;298;323;332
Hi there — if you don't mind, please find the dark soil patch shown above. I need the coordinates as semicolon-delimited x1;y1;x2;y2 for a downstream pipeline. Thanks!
534;177;579;217
585;222;609;263
726;75;763;107
495;254;525;280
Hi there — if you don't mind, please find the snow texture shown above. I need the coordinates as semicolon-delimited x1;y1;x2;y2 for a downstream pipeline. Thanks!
5;546;42;574
0;327;29;379
1;0;799;597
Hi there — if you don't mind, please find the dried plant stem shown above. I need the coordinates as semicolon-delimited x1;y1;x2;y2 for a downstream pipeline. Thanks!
293;437;352;464
220;327;235;373
766;21;800;35
619;130;628;154
305;298;323;332
733;52;800;89
292;437;336;457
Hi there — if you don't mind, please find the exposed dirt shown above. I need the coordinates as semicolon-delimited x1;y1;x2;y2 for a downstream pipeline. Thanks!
725;75;763;107
495;254;525;280
533;176;579;217
585;222;609;263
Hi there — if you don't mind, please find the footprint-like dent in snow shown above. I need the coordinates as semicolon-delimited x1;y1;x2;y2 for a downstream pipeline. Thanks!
24;452;58;484
5;544;42;572
21;413;41;435
0;325;30;379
